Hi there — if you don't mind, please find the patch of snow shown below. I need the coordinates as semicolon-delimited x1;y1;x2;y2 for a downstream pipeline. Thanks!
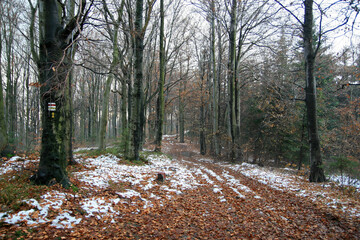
73;147;96;153
213;187;222;193
163;134;178;138
0;156;38;176
116;189;141;199
219;196;227;202
51;212;81;228
198;158;214;163
75;154;200;196
2;209;36;225
226;163;360;218
201;168;224;182
81;197;119;218
0;191;68;226
222;171;253;193
328;175;360;189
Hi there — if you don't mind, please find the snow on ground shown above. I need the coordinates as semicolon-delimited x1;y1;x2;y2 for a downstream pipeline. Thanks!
1;151;359;229
73;147;97;153
328;175;360;189
0;191;81;228
74;153;201;193
0;153;205;228
222;162;360;218
0;156;37;175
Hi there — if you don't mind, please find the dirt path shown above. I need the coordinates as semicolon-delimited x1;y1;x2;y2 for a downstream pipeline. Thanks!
1;137;359;239
159;137;360;239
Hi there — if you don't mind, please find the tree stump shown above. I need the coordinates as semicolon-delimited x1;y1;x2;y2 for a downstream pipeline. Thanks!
156;172;166;182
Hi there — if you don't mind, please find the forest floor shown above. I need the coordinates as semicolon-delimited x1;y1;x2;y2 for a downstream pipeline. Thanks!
0;135;360;239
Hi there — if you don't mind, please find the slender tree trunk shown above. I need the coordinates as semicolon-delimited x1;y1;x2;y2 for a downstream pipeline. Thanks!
25;51;31;151
121;78;128;134
113;81;118;139
79;77;86;142
155;0;166;152
65;0;76;165
179;83;185;143
124;76;132;155
65;69;76;165
0;31;7;155
99;0;124;150
99;68;115;150
210;0;219;156
298;113;306;171
304;0;325;182
200;90;206;155
217;20;223;154
228;0;237;162
170;112;173;134
5;26;16;151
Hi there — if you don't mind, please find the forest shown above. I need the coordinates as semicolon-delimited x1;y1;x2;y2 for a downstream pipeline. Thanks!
0;0;360;238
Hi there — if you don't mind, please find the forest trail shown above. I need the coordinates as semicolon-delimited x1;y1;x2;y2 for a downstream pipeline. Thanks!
160;135;360;239
1;136;359;239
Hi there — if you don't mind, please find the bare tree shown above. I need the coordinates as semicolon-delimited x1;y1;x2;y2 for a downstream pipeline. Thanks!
98;0;125;151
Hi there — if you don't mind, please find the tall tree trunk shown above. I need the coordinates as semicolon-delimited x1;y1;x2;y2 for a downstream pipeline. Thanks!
210;0;219;155
179;83;185;143
99;0;124;150
304;0;325;182
0;31;7;155
217;20;223;151
79;75;86;142
31;0;91;187
65;69;76;165
32;0;70;187
113;81;118;139
123;76;132;155
98;60;117;151
298;112;306;170
25;51;31;151
65;0;76;165
121;78;128;134
154;0;166;152
228;0;237;162
200;90;206;155
5;25;16;152
127;0;144;161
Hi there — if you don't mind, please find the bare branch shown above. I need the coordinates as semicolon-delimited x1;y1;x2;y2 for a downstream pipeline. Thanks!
274;0;304;26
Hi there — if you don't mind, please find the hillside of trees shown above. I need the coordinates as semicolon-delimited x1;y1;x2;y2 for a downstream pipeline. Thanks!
1;0;360;185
